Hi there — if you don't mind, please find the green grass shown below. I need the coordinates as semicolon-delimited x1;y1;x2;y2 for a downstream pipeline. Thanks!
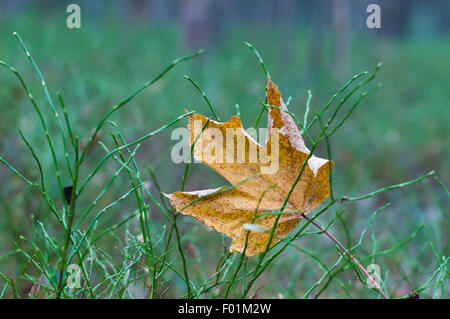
0;9;448;298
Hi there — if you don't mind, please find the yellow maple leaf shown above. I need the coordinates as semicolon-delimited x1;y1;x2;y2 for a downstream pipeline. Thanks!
166;78;333;256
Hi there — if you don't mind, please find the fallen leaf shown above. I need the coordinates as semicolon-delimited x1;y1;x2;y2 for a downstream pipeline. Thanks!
166;77;333;256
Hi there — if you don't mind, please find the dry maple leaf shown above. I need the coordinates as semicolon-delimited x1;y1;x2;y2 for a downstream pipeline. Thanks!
166;78;333;256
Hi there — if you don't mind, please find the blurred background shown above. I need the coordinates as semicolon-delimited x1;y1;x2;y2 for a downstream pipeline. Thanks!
0;0;448;298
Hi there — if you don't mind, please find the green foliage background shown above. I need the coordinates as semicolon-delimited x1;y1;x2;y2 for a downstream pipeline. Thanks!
0;4;448;298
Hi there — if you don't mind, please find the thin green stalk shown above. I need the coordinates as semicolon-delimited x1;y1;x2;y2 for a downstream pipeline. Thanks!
244;42;269;77
0;60;67;210
242;199;336;298
14;32;74;180
72;183;146;259
301;213;389;298
173;215;192;298
78;50;203;166
247;141;320;295
303;89;312;131
247;110;337;291
184;76;220;121
224;185;275;298
244;170;434;297
57;136;80;299
0;157;62;227
78;111;194;195
58;92;77;150
434;176;449;196
344;170;435;202
327;83;382;137
72;144;141;240
317;116;334;200
253;99;268;129
18;131;45;192
323;63;383;131
304;70;369;132
145;168;181;292
110;132;157;298
180;118;210;191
